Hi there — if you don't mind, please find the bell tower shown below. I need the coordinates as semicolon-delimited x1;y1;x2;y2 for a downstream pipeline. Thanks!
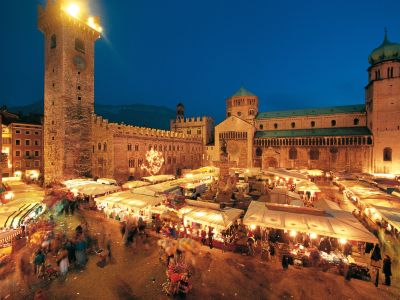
366;30;400;173
38;1;102;184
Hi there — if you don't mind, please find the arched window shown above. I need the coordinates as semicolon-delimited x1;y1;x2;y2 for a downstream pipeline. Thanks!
259;124;264;130
353;118;359;125
50;34;56;49
103;143;107;152
289;147;297;160
255;147;262;157
75;38;85;53
291;122;295;129
98;143;101;151
331;120;336;127
309;149;319;160
128;144;132;151
383;147;392;161
310;121;315;127
274;123;278;129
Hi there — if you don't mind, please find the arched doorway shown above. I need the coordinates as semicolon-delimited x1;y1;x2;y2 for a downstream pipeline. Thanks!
265;157;278;168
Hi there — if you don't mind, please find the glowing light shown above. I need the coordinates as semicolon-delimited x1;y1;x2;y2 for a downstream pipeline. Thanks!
250;224;256;230
65;3;80;18
289;230;297;237
14;171;22;177
185;173;193;179
310;233;317;239
140;149;164;176
87;17;103;33
4;192;14;200
339;238;347;245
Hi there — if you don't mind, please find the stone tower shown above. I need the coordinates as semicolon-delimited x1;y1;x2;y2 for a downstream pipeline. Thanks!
226;86;258;120
176;103;185;120
366;30;400;173
38;1;102;184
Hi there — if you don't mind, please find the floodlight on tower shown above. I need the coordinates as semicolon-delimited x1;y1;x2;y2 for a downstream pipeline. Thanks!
65;3;80;18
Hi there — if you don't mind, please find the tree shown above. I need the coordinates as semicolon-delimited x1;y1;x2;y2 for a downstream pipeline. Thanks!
141;149;164;176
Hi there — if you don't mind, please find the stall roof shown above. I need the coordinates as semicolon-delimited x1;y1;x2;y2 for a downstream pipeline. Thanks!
371;205;400;231
243;201;378;243
95;190;163;209
181;206;243;230
142;174;175;183
122;181;151;189
263;168;308;180
339;180;400;209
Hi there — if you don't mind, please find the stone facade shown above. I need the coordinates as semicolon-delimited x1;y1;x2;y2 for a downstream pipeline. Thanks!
39;1;203;184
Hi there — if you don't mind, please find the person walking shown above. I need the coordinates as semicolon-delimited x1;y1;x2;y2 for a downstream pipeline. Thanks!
33;249;45;278
57;247;69;277
370;244;382;287
208;227;214;249
383;255;392;286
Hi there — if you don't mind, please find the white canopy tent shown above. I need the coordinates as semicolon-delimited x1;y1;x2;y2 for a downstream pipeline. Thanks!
263;168;308;181
243;201;378;243
180;205;243;230
370;205;400;231
122;181;151;190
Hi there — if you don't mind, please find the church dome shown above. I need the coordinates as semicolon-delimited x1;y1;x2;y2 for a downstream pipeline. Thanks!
368;31;400;65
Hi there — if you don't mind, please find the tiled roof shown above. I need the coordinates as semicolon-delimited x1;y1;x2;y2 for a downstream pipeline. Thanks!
255;127;372;138
231;86;255;97
256;104;365;119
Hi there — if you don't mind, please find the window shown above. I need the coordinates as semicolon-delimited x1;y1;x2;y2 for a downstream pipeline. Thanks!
309;149;319;160
237;112;242;116
383;147;392;161
291;122;295;129
128;159;135;168
227;112;231;117
75;38;85;53
78;96;81;101
25;131;30;135
15;130;20;134
98;143;101;150
34;150;39;157
34;140;40;146
34;131;39;135
50;34;56;49
289;147;297;160
260;124;264;130
15;161;21;168
15;150;20;157
331;120;336;127
311;121;315;127
197;129;201;135
77;86;81;90
34;160;40;167
25;151;30;157
103;143;107;151
25;140;30;146
15;139;21;146
353;118;359;125
255;147;262;156
135;144;139;151
274;123;278;129
187;130;191;135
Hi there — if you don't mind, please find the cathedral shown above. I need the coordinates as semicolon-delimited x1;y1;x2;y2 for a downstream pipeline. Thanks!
204;31;400;174
38;1;400;185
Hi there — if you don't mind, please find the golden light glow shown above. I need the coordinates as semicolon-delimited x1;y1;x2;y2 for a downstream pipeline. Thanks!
310;232;317;239
4;191;14;200
140;149;164;176
65;3;81;18
289;230;297;237
339;238;347;245
87;17;103;33
250;224;256;230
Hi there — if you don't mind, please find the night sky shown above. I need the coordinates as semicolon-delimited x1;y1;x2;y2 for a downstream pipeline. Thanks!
1;0;400;123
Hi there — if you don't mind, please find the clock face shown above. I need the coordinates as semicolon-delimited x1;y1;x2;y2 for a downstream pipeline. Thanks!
73;55;86;71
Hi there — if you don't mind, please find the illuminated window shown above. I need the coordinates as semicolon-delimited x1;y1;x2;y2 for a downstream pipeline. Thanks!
383;147;392;161
75;38;85;53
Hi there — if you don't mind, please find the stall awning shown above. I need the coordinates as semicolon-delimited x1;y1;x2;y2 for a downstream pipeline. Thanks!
371;205;400;231
64;179;121;196
96;190;163;210
181;206;244;230
122;181;151;190
243;201;378;243
263;168;308;180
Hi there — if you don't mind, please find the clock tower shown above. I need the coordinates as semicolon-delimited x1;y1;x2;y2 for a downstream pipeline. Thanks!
38;1;102;184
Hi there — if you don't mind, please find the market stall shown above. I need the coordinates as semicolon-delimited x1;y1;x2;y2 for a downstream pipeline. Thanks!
122;180;151;190
95;190;164;221
365;205;400;233
64;179;121;197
